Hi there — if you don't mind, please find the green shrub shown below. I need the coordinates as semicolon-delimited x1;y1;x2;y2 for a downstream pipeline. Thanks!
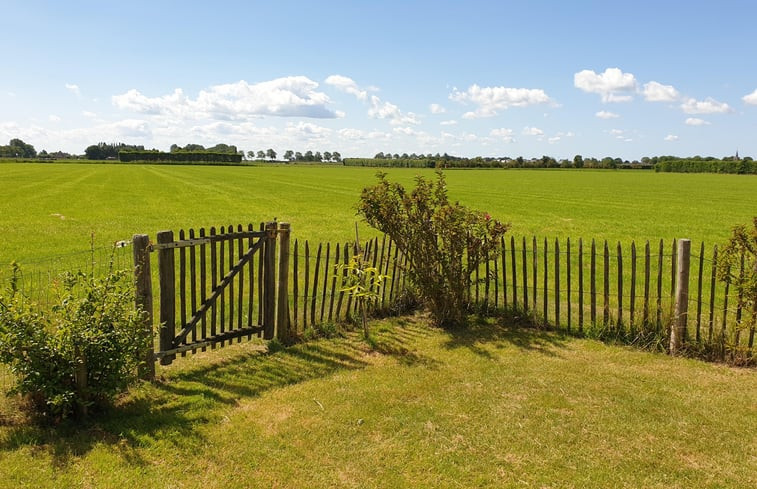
0;267;149;420
358;171;509;327
716;217;757;364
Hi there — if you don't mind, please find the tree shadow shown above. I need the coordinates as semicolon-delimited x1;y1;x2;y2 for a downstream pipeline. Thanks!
441;312;571;359
0;320;432;467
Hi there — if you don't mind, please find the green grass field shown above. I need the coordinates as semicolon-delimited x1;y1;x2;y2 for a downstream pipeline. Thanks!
1;163;755;267
0;317;754;488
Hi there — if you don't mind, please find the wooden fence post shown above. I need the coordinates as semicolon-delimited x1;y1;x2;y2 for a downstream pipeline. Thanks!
263;221;277;340
276;222;291;341
132;234;155;380
156;230;175;365
670;239;691;355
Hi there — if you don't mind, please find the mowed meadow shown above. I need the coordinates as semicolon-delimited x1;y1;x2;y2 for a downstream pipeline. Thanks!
0;162;755;267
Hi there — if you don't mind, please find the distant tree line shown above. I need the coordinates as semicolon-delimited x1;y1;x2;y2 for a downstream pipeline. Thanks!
346;154;654;170
345;153;756;173
650;155;756;174
170;143;240;154
246;149;342;163
3;137;754;174
0;138;37;158
85;142;145;160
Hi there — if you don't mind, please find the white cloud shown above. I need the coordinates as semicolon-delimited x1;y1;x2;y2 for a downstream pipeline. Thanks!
522;126;543;136
440;120;457;126
65;83;81;96
680;97;731;114
573;67;637;103
489;128;515;142
685;117;710;126
742;88;757;105
609;129;624;136
112;77;338;120
548;136;561;144
48;115;61;122
429;103;446;114
325;74;367;101
449;84;553;118
368;95;420;125
393;126;422;136
664;134;679;141
82;111;97;118
595;110;619;119
642;81;680;102
286;121;332;140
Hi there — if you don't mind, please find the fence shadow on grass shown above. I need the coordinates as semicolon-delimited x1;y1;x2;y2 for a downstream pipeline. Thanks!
0;320;431;467
441;310;571;359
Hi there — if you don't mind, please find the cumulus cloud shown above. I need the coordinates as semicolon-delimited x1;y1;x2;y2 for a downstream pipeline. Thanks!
325;74;367;100
548;136;561;144
65;83;81;96
368;95;420;125
440;120;457;126
286;121;332;139
680;97;731;114
595;110;619;119
522;126;544;136
112;77;339;120
449;84;553;118
742;88;757;105
642;81;680;102
685;117;710;126
490;128;515;142
664;134;679;141
429;103;446;114
325;74;418;125
573;67;637;102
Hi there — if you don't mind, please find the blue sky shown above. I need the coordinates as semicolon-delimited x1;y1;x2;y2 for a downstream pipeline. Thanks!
1;0;756;160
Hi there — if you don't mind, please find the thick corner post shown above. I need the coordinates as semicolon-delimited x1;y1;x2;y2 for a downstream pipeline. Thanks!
157;230;176;365
276;223;291;341
263;221;277;340
132;234;155;380
671;239;691;355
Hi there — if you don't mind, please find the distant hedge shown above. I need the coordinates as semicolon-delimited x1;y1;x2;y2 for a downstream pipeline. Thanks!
344;158;436;168
654;158;757;174
119;151;243;164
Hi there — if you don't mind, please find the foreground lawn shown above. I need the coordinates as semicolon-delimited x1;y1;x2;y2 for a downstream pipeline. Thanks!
0;316;754;488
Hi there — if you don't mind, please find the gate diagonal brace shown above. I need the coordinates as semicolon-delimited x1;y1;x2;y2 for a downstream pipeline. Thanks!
172;238;264;347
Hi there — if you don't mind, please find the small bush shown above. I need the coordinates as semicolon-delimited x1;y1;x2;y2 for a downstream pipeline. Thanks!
0;267;149;420
716;217;757;364
358;171;509;327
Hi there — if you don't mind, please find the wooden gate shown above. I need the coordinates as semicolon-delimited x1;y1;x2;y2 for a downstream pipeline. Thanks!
132;221;291;378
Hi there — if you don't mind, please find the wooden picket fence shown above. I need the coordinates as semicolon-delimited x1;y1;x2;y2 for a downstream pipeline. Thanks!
128;224;753;377
468;236;754;362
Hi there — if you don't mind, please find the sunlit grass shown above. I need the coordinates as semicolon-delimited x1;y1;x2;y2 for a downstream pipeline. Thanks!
0;315;754;488
1;163;754;267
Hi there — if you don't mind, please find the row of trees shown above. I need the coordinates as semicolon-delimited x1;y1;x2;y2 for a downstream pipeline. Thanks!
170;143;239;154
3;138;753;174
0;138;37;158
246;149;342;162
346;154;656;170
85;142;145;160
